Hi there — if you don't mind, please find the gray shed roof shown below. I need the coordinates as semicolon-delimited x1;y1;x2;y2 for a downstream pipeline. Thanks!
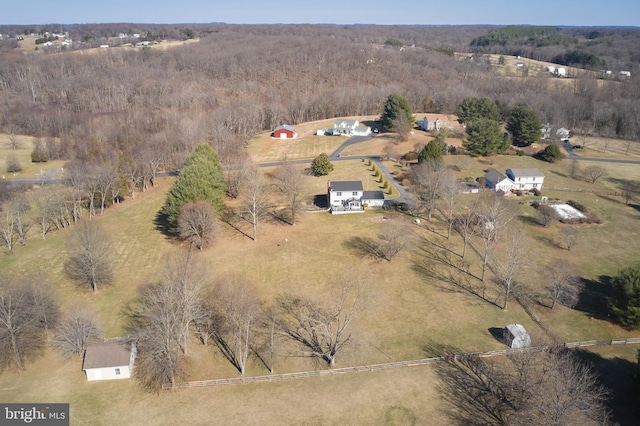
329;181;363;192
83;341;134;370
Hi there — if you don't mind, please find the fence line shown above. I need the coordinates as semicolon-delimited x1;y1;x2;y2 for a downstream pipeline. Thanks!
546;187;621;197
162;337;640;390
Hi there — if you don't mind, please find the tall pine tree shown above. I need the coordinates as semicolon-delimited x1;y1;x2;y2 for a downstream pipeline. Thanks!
162;144;226;232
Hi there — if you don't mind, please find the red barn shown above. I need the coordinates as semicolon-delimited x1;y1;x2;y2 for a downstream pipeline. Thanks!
273;124;296;139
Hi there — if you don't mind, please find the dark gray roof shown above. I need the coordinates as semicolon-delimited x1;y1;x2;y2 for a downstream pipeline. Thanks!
82;341;134;370
362;190;384;200
330;181;363;192
484;169;508;185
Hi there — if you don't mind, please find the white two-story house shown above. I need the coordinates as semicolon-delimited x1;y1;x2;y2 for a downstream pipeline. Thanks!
333;119;371;136
505;168;545;190
484;168;545;192
327;180;385;214
327;181;364;213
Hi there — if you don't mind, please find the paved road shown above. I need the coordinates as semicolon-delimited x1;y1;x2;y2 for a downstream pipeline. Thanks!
258;134;416;207
562;141;640;164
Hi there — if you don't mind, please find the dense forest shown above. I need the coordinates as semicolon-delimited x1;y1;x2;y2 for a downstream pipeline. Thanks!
0;24;639;194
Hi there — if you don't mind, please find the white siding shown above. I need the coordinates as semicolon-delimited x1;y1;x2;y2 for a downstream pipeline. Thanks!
85;366;131;381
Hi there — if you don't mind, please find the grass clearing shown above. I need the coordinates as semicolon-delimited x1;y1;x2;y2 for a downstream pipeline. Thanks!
2;129;640;424
0;134;65;181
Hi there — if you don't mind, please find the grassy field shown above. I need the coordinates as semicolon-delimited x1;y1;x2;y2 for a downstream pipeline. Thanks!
0;134;65;181
1;129;640;424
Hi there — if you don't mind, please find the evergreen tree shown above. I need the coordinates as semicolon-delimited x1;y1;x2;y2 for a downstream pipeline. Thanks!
162;144;226;232
381;94;415;132
419;140;443;163
456;97;500;125
610;264;640;328
537;144;563;163
463;118;507;156
310;153;334;176
506;105;542;146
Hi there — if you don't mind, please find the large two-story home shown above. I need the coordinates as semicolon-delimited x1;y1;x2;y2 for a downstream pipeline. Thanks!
327;181;385;214
484;168;545;192
333;119;372;137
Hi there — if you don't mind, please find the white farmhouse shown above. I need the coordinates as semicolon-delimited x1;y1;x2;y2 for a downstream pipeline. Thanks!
506;168;545;190
327;180;385;213
484;168;545;192
333;119;371;136
327;181;364;213
82;341;137;381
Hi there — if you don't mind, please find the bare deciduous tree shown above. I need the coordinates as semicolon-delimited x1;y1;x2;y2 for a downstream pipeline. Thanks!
0;278;58;371
583;165;608;184
128;249;208;391
272;274;366;367
478;194;515;281
0;205;16;254
238;165;271;241
536;204;559;227
492;224;529;311
206;275;259;375
272;160;305;225
410;159;446;221
177;201;218;250
454;196;479;259
437;170;460;239
546;260;582;309
621;180;639;205
563;226;577;251
64;221;114;293
436;347;610;426
128;281;188;392
53;308;102;358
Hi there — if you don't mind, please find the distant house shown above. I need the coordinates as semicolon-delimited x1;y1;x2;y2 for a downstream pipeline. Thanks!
620;71;631;77
555;67;567;77
333;119;371;137
82;341;137;381
484;168;545;192
541;123;553;140
418;114;463;132
505;168;545;190
546;65;556;74
503;324;531;348
556;128;570;140
484;169;515;192
273;124;297;139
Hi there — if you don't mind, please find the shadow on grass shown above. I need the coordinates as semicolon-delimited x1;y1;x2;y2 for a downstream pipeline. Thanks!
343;236;386;262
488;327;505;344
153;210;174;238
575;349;640;426
312;194;328;209
423;340;512;426
574;275;613;320
412;237;501;309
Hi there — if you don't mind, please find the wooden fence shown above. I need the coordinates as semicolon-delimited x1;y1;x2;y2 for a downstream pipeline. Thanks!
162;337;640;390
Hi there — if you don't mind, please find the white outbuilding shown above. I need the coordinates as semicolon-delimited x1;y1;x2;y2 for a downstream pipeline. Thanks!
503;324;531;348
82;341;137;381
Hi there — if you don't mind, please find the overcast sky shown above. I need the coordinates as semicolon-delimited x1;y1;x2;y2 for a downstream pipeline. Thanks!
1;0;638;26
